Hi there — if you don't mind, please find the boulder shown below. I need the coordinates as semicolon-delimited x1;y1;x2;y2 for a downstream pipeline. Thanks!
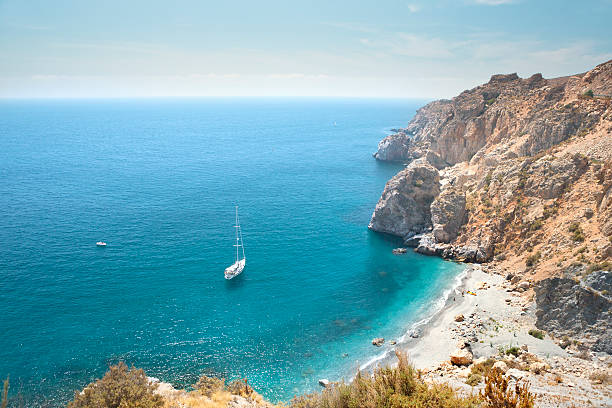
318;379;330;387
392;247;407;254
492;361;509;373
455;314;465;322
529;362;549;374
506;368;526;380
450;348;473;366
373;132;415;162
408;328;422;338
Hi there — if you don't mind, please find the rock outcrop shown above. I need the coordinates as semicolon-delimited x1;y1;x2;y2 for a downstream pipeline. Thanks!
368;160;440;238
534;272;611;353
430;187;466;243
370;60;612;352
370;60;612;269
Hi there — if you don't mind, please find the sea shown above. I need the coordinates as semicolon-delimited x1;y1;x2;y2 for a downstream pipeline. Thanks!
0;98;465;406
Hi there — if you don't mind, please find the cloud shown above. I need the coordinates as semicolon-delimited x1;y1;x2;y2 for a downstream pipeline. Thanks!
360;33;456;58
321;21;377;33
407;4;420;13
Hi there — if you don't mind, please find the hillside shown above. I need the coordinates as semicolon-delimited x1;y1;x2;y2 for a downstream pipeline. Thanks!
369;61;612;354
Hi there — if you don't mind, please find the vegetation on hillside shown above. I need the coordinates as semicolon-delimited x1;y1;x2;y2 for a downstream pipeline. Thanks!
40;352;538;408
67;362;164;408
289;352;535;408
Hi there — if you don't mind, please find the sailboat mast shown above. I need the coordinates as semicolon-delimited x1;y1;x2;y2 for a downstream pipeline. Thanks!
235;206;239;263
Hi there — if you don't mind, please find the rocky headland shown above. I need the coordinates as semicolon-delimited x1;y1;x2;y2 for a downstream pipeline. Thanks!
368;60;612;406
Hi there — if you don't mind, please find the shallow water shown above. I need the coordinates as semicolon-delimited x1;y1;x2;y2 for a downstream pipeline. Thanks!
0;98;464;405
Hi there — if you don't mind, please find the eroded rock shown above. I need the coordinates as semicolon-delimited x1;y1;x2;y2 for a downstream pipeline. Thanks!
369;160;440;237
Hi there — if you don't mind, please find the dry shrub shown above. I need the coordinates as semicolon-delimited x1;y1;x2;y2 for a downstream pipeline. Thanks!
481;369;535;408
169;390;233;408
227;378;253;398
290;351;480;408
1;376;8;408
471;358;496;377
589;371;611;385
195;375;225;397
67;362;164;408
466;373;482;386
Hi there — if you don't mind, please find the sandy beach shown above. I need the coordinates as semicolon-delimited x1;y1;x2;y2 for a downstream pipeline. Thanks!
365;263;612;407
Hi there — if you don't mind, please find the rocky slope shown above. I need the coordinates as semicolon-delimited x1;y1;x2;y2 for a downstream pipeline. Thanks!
370;60;612;352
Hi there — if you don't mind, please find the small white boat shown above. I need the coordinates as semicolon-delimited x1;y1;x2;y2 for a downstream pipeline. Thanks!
224;206;246;279
96;241;107;247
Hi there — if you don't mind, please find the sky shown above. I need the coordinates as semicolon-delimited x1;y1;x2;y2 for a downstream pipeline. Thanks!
0;0;611;98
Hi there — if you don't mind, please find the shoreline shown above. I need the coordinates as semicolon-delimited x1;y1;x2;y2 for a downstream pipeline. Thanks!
358;261;471;373
358;261;611;407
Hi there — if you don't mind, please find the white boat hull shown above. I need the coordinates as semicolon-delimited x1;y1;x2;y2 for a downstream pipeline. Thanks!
224;259;245;279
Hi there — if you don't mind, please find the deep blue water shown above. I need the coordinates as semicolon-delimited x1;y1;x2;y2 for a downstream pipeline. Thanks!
0;98;463;406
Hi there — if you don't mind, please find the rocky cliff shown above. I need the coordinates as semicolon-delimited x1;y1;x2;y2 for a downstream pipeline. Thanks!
534;271;611;354
370;60;612;265
370;60;612;350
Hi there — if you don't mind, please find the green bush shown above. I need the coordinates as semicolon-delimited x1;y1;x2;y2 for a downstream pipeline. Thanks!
568;222;585;242
586;261;611;274
471;358;495;377
67;362;164;408
227;378;253;397
583;89;594;98
466;373;482;386
505;346;521;357
525;251;541;267
528;329;544;340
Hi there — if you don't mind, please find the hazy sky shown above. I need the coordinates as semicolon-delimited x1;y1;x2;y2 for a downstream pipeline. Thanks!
1;0;611;98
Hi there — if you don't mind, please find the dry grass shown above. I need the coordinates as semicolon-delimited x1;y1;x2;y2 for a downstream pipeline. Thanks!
481;369;535;408
165;390;234;408
589;370;611;385
290;351;481;408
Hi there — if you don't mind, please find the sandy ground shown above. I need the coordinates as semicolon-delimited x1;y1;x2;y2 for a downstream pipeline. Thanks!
367;264;612;408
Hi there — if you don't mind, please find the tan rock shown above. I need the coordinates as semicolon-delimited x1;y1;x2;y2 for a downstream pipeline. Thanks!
454;314;465;322
450;348;473;366
492;361;509;373
372;337;385;347
529;362;549;374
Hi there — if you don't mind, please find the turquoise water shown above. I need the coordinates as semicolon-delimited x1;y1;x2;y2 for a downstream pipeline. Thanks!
0;98;463;406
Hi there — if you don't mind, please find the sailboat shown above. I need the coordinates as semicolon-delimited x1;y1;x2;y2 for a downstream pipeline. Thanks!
224;206;246;279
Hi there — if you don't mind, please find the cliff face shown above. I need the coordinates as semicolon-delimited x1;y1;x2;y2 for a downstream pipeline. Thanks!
534;272;611;354
370;61;612;348
370;60;612;269
373;66;610;167
368;159;440;237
